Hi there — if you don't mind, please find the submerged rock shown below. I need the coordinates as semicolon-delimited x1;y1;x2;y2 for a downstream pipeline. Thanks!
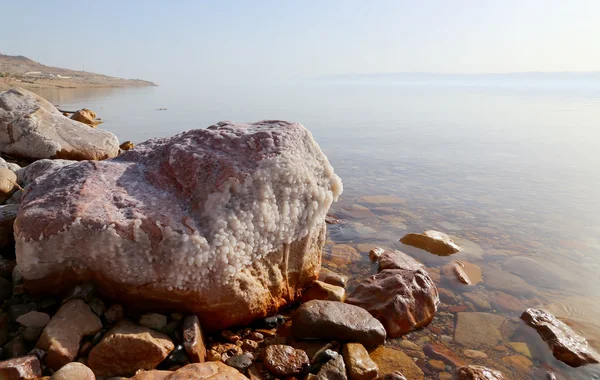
15;121;342;330
369;346;423;380
347;251;438;338
441;261;482;286
318;267;348;288
521;308;600;367
456;365;505;379
453;312;507;348
292;300;386;347
302;280;345;302
400;230;461;256
0;88;119;160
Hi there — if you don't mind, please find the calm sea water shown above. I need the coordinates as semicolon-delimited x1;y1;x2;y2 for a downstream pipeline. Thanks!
35;81;600;378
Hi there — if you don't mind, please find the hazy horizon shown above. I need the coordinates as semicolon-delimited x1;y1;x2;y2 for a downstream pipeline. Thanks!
3;0;600;86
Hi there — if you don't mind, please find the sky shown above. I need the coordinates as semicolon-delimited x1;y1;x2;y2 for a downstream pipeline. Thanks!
2;0;600;86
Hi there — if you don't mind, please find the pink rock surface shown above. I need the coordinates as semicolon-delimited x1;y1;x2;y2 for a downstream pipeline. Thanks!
16;121;342;330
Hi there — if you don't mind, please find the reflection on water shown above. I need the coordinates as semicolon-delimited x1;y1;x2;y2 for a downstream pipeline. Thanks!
32;81;600;379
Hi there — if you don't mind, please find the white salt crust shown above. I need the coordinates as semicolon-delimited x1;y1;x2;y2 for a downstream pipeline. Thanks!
17;122;343;291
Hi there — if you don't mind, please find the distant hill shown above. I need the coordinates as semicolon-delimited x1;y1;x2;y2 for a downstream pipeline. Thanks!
0;53;157;90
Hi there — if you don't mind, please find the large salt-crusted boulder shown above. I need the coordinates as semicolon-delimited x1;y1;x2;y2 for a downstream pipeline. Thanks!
15;120;342;330
0;88;119;161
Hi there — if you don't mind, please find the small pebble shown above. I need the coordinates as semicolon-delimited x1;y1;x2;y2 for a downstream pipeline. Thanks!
263;315;285;328
225;354;253;373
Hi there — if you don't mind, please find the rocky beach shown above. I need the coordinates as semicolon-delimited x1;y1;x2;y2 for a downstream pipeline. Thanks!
0;87;598;380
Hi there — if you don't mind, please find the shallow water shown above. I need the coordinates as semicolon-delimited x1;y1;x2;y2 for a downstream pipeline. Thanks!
34;81;600;378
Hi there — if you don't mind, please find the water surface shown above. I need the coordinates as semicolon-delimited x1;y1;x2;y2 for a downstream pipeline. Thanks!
35;80;600;378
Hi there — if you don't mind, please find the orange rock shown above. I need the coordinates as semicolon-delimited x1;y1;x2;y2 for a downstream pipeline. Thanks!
302;280;345;302
400;230;461;256
441;261;482;286
70;109;101;127
36;299;102;370
369;346;423;379
163;362;247;379
88;321;174;377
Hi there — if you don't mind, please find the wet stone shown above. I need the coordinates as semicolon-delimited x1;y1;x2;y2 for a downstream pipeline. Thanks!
521;308;600;367
263;345;309;376
369;346;423;380
22;326;43;342
225;354;253;374
454;312;506;348
456;365;505;379
164;345;189;366
423;343;466;368
428;359;446;372
263;315;285;329
343;343;379;380
302;280;345;302
182;315;206;363
375;372;407;380
400;230;461;256
315;353;347;380
292;300;386;347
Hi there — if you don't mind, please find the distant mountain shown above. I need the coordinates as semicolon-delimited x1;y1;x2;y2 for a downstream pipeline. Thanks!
0;53;157;90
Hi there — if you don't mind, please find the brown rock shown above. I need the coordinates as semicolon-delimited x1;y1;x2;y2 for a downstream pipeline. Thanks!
182;315;206;363
400;230;461;256
0;168;17;204
318;267;348;288
428;359;445;372
343;343;378;380
456;365;505;379
70;109;101;127
302;280;345;302
129;370;173;380
346;268;439;338
87;321;174;377
50;362;95;380
377;250;424;271
315;354;347;380
163;362;247;379
368;247;385;262
369;346;423;379
441;261;482;286
501;355;532;375
292;300;386;347
423;343;466;368
36;299;102;370
0;355;42;380
263;344;309;376
104;304;124;324
16;311;50;328
16;121;340;332
375;372;407;380
521;308;600;367
120;141;134;151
